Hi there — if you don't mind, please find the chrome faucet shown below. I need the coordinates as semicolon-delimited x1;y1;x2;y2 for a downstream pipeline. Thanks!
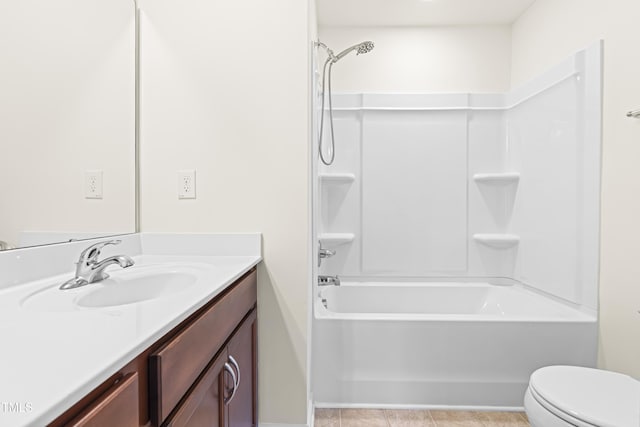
60;240;135;290
318;275;340;287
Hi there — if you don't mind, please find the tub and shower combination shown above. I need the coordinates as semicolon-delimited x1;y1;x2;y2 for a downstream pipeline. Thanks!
312;44;602;409
313;280;596;408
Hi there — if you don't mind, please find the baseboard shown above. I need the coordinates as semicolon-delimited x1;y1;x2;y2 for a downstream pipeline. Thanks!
259;423;308;427
314;402;525;412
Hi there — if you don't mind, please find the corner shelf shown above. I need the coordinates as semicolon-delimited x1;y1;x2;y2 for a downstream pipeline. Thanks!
319;173;356;185
319;233;355;246
473;172;520;185
473;234;520;249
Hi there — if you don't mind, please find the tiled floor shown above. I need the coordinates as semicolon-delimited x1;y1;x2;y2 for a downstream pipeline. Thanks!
315;408;530;427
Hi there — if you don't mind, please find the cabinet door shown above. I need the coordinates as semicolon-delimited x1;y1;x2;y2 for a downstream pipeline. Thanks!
164;349;228;427
227;309;257;427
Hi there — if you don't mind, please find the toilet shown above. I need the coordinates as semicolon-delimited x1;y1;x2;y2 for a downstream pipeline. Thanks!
525;366;640;427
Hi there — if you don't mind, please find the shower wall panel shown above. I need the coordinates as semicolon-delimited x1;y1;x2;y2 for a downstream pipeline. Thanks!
361;111;468;275
509;77;580;303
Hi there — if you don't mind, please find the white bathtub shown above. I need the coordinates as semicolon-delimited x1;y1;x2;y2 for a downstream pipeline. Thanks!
312;281;597;409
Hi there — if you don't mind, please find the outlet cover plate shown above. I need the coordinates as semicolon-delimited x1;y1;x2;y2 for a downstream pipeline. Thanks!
85;170;103;199
178;169;196;199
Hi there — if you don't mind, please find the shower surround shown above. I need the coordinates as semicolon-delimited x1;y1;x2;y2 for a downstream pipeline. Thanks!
313;43;601;409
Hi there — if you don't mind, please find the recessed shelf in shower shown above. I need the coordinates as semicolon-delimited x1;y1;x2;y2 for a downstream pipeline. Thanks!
319;173;356;184
473;172;520;185
318;233;355;247
473;234;520;249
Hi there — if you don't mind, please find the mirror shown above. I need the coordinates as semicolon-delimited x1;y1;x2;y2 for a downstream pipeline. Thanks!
0;0;136;250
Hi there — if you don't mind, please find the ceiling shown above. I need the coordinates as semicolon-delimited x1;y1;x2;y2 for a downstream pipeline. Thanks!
317;0;537;27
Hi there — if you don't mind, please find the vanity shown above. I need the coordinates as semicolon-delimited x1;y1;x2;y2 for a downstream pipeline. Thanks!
0;3;262;425
0;233;261;427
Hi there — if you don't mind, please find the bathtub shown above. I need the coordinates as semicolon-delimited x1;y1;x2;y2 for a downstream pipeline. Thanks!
312;281;597;409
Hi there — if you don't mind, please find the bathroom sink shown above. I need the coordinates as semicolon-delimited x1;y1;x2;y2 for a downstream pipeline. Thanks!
21;264;209;311
76;271;197;308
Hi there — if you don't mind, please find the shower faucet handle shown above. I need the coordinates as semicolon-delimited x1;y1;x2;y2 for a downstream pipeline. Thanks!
318;242;336;267
319;248;336;258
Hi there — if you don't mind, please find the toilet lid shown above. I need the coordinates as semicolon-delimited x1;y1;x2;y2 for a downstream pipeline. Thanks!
530;366;640;427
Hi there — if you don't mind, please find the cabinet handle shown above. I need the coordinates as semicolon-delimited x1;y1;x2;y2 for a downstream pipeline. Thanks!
223;362;238;404
228;355;240;390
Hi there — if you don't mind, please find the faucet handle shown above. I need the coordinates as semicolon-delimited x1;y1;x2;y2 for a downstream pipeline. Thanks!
318;241;337;267
319;248;336;258
79;239;122;265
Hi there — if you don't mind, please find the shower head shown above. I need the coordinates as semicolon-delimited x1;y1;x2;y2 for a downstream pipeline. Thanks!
316;39;375;165
333;41;375;62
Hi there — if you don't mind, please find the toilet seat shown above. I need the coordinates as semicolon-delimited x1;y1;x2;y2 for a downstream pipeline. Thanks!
527;385;598;426
528;366;640;427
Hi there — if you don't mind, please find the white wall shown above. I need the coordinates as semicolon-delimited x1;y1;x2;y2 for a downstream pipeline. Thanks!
512;0;640;378
0;0;135;248
318;26;512;93
139;0;311;423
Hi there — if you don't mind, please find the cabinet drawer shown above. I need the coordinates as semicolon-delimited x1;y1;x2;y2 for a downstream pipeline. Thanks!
68;373;139;427
150;270;257;426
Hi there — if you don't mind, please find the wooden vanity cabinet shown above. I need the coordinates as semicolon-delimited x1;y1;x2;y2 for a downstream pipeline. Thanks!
49;268;257;427
164;309;257;427
149;269;257;426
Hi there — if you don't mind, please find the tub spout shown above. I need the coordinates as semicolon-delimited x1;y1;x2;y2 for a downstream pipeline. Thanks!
318;275;340;287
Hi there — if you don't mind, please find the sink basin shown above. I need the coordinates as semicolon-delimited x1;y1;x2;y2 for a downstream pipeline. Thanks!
21;263;208;311
76;271;197;308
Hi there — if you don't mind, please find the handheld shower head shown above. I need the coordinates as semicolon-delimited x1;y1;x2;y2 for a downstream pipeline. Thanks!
334;41;375;62
315;39;375;166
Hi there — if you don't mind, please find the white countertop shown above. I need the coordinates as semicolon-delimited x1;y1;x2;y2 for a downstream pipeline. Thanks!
0;233;261;427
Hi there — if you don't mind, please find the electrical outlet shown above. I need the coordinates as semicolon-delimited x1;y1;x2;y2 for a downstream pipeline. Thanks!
85;170;103;199
178;170;196;199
